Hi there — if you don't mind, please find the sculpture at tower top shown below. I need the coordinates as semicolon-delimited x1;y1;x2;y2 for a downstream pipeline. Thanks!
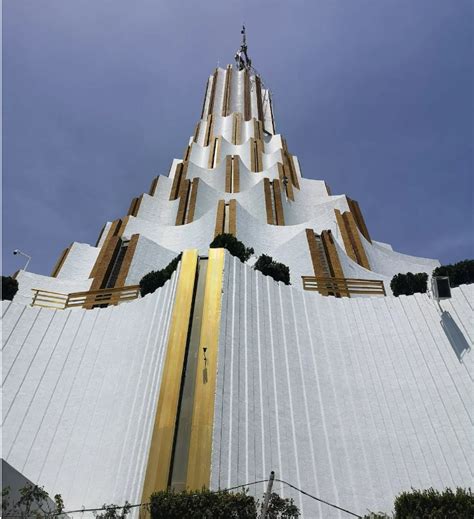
234;25;252;71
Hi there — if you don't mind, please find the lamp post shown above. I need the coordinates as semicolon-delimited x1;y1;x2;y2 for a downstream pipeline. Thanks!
13;249;32;271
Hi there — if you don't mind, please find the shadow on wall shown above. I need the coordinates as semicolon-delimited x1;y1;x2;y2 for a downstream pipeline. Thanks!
440;311;471;362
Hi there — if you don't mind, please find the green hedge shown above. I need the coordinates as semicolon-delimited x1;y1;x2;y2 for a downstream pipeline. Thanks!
363;487;473;518
254;254;290;285
2;276;19;301
432;259;474;288
149;488;299;519
139;254;182;297
210;234;254;263
390;272;428;297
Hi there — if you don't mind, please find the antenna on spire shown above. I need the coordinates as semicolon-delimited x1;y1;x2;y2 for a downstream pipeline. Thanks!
234;25;252;71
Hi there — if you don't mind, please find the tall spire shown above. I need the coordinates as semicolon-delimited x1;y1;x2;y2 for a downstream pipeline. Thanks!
234;25;252;71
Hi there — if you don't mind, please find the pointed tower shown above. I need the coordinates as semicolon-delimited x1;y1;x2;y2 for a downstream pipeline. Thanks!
13;28;439;305
4;31;470;519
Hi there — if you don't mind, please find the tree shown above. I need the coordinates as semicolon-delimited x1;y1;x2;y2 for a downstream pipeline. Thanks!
2;483;64;519
210;234;254;263
254;254;290;285
2;276;19;301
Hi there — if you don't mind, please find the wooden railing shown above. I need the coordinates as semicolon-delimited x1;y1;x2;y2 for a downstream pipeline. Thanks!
31;285;141;310
301;276;386;297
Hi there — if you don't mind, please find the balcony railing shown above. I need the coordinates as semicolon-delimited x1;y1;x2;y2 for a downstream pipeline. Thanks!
31;285;141;310
301;276;386;297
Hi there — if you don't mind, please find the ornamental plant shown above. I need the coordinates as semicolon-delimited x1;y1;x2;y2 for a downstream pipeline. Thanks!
2;276;19;301
139;254;182;297
390;272;428;297
432;259;474;288
210;234;254;263
254;254;290;285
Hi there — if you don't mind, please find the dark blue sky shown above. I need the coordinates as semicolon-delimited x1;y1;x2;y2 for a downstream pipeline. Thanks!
3;0;473;276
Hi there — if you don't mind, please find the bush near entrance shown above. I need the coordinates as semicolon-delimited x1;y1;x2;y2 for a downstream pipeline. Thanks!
2;276;19;301
210;234;254;263
390;272;428;297
139;254;182;297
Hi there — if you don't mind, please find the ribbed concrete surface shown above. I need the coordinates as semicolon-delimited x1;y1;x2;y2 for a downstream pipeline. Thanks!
2;272;179;513
211;256;473;518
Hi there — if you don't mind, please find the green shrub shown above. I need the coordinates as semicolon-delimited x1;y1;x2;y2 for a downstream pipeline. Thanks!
254;254;290;285
390;272;428;297
139;254;182;297
2;276;19;301
149;489;256;519
149;488;300;519
433;259;474;288
210;234;254;263
394;487;473;518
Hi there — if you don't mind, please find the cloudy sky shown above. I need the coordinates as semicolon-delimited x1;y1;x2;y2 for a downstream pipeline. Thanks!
3;0;473;276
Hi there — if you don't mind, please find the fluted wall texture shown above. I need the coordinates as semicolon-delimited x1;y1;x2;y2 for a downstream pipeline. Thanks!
2;272;179;514
211;256;473;518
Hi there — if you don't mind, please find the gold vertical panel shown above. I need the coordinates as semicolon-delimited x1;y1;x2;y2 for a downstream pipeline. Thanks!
51;245;72;277
207;69;218;116
214;136;221;166
186;248;225;489
186;178;199;224
347;197;371;243
305;229;324;276
148;176;159;196
214;200;225;237
263;178;275;224
132;195;143;217
141;249;199;498
222;65;232;116
278;162;294;201
95;223;107;247
170;163;184;201
114;233;139;288
183;144;192;162
256;139;264;172
344;211;371;270
269;94;276;134
250;138;256;172
84;235;122;308
321;230;345;279
233;157;240;193
200;77;210;119
244;69;251;121
207;137;217;169
193;122;200;143
225;155;232;193
204;114;214;147
335;209;357;264
127;197;138;216
228;199;237;236
175;180;191;226
273;179;285;226
255;75;265;127
89;219;122;279
235;112;241;144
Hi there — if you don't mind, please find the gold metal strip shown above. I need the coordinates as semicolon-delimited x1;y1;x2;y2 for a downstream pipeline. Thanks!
185;248;225;489
141;249;199;498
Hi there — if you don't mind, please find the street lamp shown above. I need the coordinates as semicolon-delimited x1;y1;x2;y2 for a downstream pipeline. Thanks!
13;249;32;271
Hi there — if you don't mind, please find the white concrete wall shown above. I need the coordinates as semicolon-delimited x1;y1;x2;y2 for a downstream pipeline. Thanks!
57;243;100;281
211;256;473;518
13;271;93;306
2;271;179;515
